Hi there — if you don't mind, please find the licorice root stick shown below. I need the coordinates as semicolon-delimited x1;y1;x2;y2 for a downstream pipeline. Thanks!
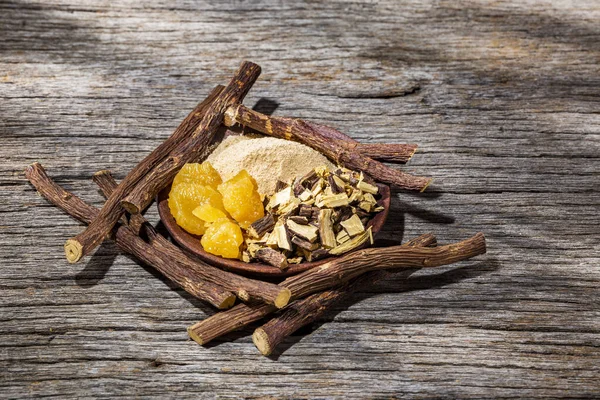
355;143;418;164
92;170;291;308
26;162;236;309
63;85;225;263
120;61;261;215
252;233;437;356
253;115;418;164
188;232;483;347
224;104;431;190
283;232;486;299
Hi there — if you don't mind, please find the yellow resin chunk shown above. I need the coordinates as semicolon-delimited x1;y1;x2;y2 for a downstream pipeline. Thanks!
172;161;222;189
201;219;244;258
192;203;229;223
217;170;264;229
168;183;225;235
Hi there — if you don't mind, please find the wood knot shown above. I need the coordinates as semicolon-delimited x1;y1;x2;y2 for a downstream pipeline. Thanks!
150;358;163;368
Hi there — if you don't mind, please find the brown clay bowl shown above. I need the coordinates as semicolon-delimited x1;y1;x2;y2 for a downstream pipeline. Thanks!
157;118;390;278
157;183;390;278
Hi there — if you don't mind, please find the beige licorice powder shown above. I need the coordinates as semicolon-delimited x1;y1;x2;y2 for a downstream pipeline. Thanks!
207;135;335;195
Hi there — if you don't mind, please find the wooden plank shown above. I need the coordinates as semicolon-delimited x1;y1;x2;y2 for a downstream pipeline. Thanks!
1;0;599;397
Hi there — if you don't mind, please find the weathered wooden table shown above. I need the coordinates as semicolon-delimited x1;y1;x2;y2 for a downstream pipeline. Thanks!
2;1;599;398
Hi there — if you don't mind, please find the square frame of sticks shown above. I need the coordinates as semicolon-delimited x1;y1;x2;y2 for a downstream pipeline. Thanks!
25;61;486;356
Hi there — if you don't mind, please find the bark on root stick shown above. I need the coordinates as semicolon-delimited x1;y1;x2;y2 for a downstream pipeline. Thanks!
224;106;418;164
26;163;236;310
62;85;225;264
120;61;261;215
196;233;485;343
224;104;431;191
353;143;418;164
252;233;437;356
188;302;274;346
283;232;486;299
186;233;439;346
306;124;418;164
91;170;291;308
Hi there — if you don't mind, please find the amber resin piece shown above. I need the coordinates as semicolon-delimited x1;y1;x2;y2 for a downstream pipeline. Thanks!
168;183;225;235
218;170;264;229
172;161;222;189
193;203;229;223
201;219;244;259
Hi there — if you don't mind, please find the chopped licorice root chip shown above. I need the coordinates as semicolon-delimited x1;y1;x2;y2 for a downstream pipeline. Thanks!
248;214;275;238
242;164;385;264
357;180;379;194
311;179;325;196
293;182;305;196
318;209;336;249
268;186;293;210
289;216;309;225
299;170;320;188
274;224;292;251
292;235;319;251
336;229;350;245
298;190;312;202
241;251;252;263
330;175;346;194
317;193;350;208
306;248;329;262
340;214;365;237
286;219;318;242
348;189;362;204
278;197;301;215
330;227;372;255
255;247;289;270
359;201;373;212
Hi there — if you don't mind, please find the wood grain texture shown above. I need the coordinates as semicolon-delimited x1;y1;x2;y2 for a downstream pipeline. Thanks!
1;0;599;398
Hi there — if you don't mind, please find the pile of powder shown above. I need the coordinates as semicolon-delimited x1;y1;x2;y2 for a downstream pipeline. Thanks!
207;135;335;195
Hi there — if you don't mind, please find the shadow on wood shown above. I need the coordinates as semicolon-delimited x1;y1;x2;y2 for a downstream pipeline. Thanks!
120;252;217;317
74;241;118;288
266;259;500;359
252;98;279;116
395;199;456;224
381;195;456;245
201;321;265;349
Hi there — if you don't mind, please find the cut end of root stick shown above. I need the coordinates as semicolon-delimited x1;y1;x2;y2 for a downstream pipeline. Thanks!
237;289;250;302
93;169;112;178
274;288;291;309
406;145;418;162
218;294;237;310
223;105;239;127
24;162;40;177
474;232;487;254
419;178;433;193
187;325;204;346
120;200;141;215
64;239;83;263
252;328;272;356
